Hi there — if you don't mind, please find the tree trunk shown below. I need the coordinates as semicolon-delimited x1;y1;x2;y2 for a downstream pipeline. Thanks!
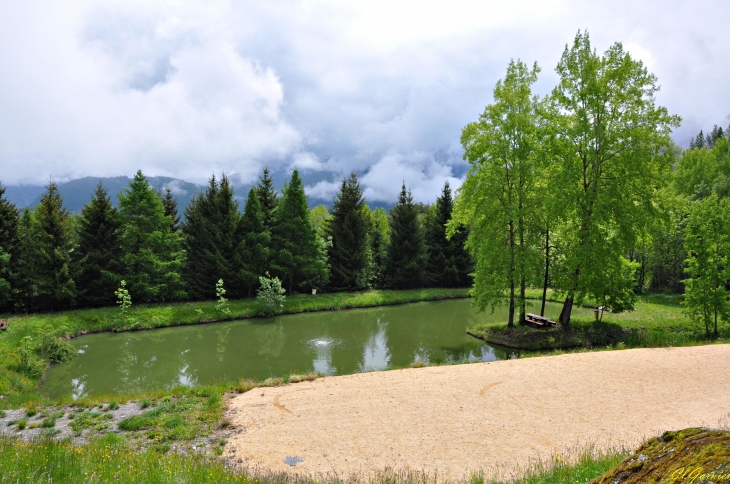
559;297;573;328
518;213;526;325
714;307;718;338
541;227;550;317
508;221;515;328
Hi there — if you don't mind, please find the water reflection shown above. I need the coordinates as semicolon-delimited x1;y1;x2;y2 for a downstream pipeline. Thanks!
43;299;593;399
360;321;390;372
310;338;336;375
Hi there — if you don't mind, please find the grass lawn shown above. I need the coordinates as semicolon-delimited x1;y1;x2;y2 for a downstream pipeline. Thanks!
469;290;727;352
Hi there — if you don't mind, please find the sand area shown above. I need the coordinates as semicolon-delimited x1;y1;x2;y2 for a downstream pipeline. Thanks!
225;345;730;481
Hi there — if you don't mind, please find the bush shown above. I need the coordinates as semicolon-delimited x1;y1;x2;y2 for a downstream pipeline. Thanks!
256;272;286;317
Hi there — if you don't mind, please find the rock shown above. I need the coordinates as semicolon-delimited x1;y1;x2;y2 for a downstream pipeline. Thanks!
591;428;730;483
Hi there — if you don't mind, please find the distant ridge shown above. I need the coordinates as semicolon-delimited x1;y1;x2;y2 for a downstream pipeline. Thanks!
4;176;204;213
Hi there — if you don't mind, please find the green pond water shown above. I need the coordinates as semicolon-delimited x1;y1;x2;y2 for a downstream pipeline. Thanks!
43;298;586;399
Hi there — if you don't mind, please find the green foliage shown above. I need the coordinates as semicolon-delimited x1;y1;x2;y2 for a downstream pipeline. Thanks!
384;183;427;289
453;60;543;325
426;182;472;289
74;182;122;307
548;31;680;324
257;272;286;317
0;184;20;312
682;195;730;338
674;137;730;200
34;323;75;363
271;169;328;294
214;279;230;317
181;174;242;300
255;166;279;230
29;181;77;311
117;170;184;303
327;173;371;291
161;186;181;233
235;189;270;297
369;207;390;287
115;280;132;325
309;204;331;238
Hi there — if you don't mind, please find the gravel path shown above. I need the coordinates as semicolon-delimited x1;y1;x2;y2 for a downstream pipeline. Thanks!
224;345;730;481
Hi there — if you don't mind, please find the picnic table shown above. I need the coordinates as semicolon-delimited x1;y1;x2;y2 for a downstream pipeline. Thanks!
525;313;557;328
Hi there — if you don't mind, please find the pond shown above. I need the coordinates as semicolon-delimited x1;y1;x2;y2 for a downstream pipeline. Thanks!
42;298;586;399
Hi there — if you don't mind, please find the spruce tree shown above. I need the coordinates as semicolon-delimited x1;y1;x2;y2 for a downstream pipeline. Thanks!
424;181;472;288
14;208;37;311
384;183;427;289
235;189;270;297
326;173;370;291
182;174;242;300
255;166;278;230
271;169;328;294
74;182;122;307
32;181;77;310
161;187;181;233
118;170;184;302
0;184;20;312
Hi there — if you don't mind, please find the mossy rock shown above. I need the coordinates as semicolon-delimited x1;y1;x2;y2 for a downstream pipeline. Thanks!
591;428;730;483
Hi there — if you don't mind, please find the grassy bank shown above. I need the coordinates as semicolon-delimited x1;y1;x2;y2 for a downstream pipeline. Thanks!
0;288;469;406
0;432;627;484
469;291;728;352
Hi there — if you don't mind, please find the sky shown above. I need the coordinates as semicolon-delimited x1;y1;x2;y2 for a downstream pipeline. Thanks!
1;1;729;203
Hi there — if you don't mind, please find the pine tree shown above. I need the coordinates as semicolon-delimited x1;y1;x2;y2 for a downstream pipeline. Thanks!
118;170;184;302
161;187;181;233
326;173;370;291
271;169;328;294
32;181;77;310
384;183;427;289
0;184;20;312
235;189;270;297
425;181;472;288
255;166;278;230
74;182;122;307
14;208;37;311
182;174;242;300
690;130;705;150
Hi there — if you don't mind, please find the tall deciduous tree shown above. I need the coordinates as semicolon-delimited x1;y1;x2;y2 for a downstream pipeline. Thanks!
452;60;543;326
235;189;270;297
0;184;20;312
271;169;328;294
32;181;77;310
426;181;472;288
327;173;370;291
384;183;426;289
549;31;680;326
74;182;122;307
118;170;184;302
255;167;278;230
682;194;730;338
369;207;390;287
182;174;242;300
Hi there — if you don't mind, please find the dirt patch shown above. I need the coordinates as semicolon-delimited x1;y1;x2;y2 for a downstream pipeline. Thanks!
224;345;730;481
592;427;730;483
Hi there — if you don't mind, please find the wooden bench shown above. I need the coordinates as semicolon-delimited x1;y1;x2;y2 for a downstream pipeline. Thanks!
525;313;557;328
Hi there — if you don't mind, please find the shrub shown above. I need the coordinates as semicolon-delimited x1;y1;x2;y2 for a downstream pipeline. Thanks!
215;279;230;317
256;272;286;317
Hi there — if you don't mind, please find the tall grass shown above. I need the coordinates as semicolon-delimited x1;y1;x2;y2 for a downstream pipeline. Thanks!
0;433;627;484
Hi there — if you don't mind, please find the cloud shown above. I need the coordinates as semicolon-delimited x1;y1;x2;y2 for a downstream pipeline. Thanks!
1;0;729;204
